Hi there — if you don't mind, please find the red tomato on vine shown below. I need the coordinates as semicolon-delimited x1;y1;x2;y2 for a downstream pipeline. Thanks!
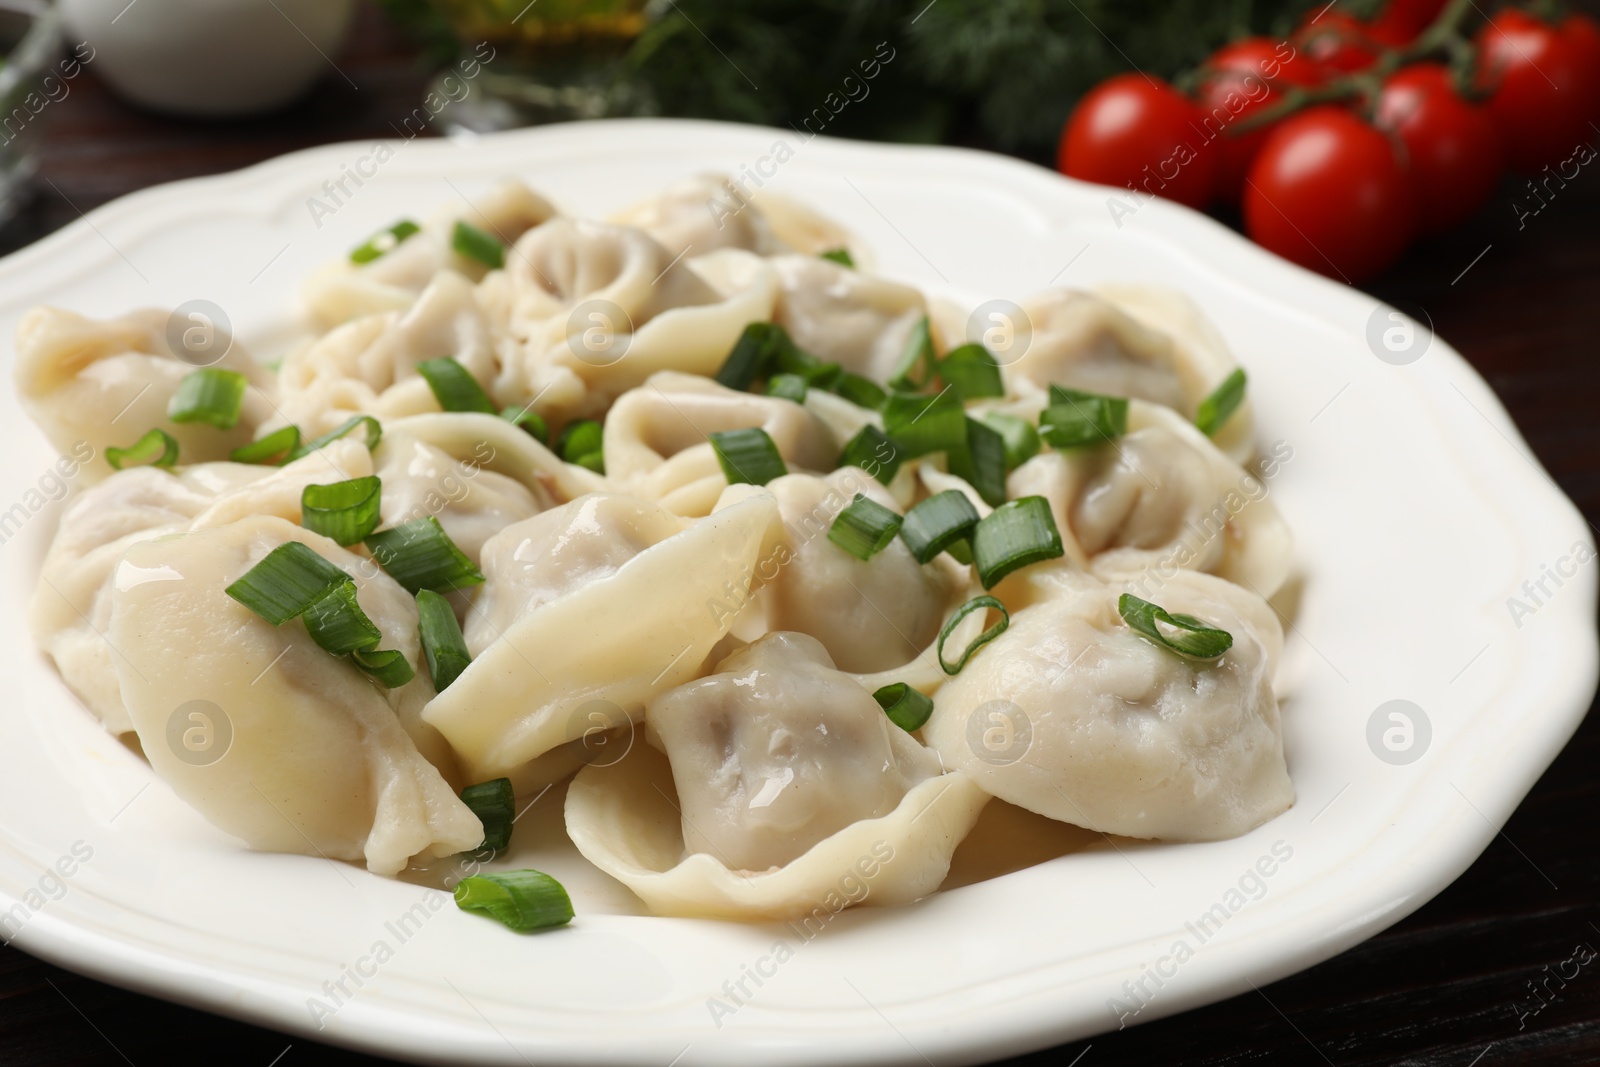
1195;36;1326;203
1058;73;1217;210
1474;9;1598;172
1376;63;1502;234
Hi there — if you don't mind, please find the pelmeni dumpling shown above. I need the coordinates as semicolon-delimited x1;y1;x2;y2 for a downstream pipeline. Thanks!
610;172;857;262
424;486;781;781
108;516;483;874
924;567;1292;841
565;632;989;919
1007;401;1291;597
301;179;557;330
756;469;960;674
15;306;278;477
494;220;778;421
30;440;372;735
602;372;839;516
770;255;926;384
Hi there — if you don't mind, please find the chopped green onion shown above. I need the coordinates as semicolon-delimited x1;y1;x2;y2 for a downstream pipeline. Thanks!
1040;386;1129;450
417;589;472;692
887;316;935;392
365;517;485;594
979;412;1041;470
454;870;573;932
224;541;350;625
947;538;973;565
168;368;248;429
873;682;934;732
500;406;548;445
899;489;980;564
937;596;1009;675
709;427;787;486
714;322;779;392
771;343;839;389
451;220;504;269
106;428;179;471
1195;369;1247;437
947;417;1008;507
827;494;903;560
831;372;887;411
555;419;604;472
836;425;903;485
301;580;383;655
460;777;515;853
231;425;300;465
572;451;605;474
417;357;496;415
766;373;809;404
1117;594;1234;660
351;646;416;687
301;477;382;546
289;415;382;461
820;247;855;268
350;220;420;264
939;343;1004;399
972;496;1064;589
882;389;966;458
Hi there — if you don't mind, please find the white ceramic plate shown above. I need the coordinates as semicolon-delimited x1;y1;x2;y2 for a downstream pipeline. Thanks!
0;120;1593;1067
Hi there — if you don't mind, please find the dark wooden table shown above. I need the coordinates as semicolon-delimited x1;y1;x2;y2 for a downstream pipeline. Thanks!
3;5;1596;1065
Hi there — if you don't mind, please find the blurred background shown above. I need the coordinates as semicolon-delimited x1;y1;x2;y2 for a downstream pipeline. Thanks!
2;1;1597;1064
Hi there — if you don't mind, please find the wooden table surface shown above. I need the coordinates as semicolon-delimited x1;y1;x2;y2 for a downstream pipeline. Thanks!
3;5;1596;1065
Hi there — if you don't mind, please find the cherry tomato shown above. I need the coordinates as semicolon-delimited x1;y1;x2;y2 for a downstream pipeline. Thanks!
1474;9;1595;172
1242;107;1415;283
1058;73;1218;210
1559;13;1600;124
1294;12;1385;73
1370;0;1450;45
1195;36;1327;203
1376;64;1502;234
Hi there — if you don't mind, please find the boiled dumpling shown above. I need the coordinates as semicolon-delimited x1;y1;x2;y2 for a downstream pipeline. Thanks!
610;172;856;261
30;440;373;734
757;469;961;674
1007;400;1291;597
107;516;483;874
301;178;557;330
564;632;989;919
15;306;278;478
423;485;781;781
602;371;839;516
770;255;927;384
923;567;1292;841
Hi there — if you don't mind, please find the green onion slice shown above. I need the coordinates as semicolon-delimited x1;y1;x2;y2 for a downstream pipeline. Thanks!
454;870;574;932
766;373;809;403
451;220;505;269
500;405;549;445
1040;385;1129;450
1117;593;1235;660
820;247;855;268
351;646;415;687
832;372;887;411
873;682;933;732
300;476;382;546
978;412;1041;470
937;596;1010;675
899;489;980;564
350;220;420;264
289;415;382;461
417;588;472;692
714;322;778;392
224;541;351;625
231;425;300;465
555;419;604;471
882;389;966;458
947;538;973;565
365;516;485;594
106;428;179;471
947;417;1008;508
459;777;515;853
710;427;787;486
301;580;383;655
828;494;903;560
972;495;1064;589
418;357;497;414
1195;368;1247;437
168;368;248;429
836;425;903;485
939;343;1004;399
887;316;935;392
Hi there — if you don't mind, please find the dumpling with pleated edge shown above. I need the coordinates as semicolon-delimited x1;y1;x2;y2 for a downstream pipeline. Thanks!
769;254;928;385
565;631;989;920
609;172;858;262
107;515;483;875
923;566;1292;842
